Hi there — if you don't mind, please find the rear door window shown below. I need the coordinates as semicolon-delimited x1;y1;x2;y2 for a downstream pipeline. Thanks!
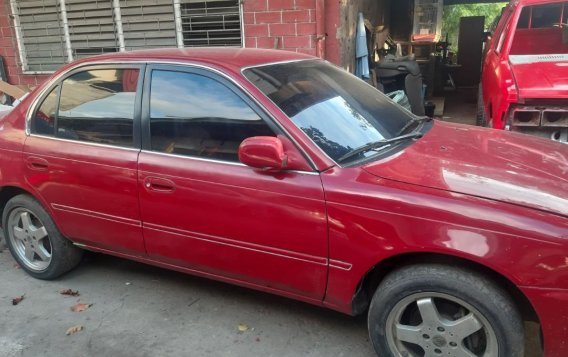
57;68;140;147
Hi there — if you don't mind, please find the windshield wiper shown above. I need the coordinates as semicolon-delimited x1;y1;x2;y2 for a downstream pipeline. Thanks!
337;132;424;164
396;116;432;136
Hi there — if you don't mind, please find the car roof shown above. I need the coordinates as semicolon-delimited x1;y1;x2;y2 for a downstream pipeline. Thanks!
65;47;315;74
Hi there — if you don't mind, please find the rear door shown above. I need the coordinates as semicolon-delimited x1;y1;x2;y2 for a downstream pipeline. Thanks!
24;65;145;254
137;64;328;299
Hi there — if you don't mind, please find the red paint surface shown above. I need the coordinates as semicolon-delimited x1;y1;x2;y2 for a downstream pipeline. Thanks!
0;49;567;355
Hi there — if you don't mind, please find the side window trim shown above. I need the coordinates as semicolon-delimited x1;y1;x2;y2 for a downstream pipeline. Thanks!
142;65;283;162
141;64;315;166
141;64;284;151
30;63;146;150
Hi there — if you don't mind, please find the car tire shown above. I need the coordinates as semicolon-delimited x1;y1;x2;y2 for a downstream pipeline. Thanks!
3;194;83;279
368;264;524;357
476;85;488;127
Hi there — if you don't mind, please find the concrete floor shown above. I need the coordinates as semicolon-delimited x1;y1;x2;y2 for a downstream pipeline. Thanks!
0;237;543;357
0;241;374;357
437;88;478;126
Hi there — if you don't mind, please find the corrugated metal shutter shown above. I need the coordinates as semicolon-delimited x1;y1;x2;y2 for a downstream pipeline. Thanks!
14;0;67;72
120;0;177;50
65;0;119;58
180;0;241;47
11;0;243;73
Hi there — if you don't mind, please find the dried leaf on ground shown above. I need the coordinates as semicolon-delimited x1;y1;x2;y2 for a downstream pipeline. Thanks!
11;295;24;305
70;303;92;312
237;323;250;332
65;325;83;335
60;289;80;297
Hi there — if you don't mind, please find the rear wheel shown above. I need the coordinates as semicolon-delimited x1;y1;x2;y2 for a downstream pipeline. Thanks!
476;86;488;127
368;265;524;357
3;194;82;279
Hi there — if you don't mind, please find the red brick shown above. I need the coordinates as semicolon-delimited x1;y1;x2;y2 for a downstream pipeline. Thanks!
244;0;267;12
283;35;312;49
0;15;11;29
37;76;50;85
244;12;255;25
19;75;38;86
269;23;296;36
244;36;257;48
297;47;317;56
268;0;294;11
294;0;315;10
3;55;18;67
282;10;310;23
0;37;14;47
309;9;316;22
6;65;20;77
255;11;282;24
1;27;15;38
6;73;19;85
0;47;15;57
255;36;275;49
296;22;316;35
245;23;269;37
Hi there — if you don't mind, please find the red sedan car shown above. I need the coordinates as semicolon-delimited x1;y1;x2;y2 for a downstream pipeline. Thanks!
0;48;567;357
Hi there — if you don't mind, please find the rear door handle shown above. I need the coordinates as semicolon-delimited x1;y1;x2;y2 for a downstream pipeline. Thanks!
144;177;176;192
26;156;49;171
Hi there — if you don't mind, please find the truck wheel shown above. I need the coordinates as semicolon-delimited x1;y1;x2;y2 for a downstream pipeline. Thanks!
476;86;488;127
368;264;524;357
3;194;83;280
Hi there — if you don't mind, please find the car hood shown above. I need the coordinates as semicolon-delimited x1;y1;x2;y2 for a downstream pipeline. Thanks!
362;121;568;217
509;55;568;99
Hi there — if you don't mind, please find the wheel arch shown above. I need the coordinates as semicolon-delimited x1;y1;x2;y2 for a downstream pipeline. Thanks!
0;186;49;228
352;252;540;326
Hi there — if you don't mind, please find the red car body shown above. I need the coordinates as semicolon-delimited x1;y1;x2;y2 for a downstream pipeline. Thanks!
481;0;568;142
0;48;567;355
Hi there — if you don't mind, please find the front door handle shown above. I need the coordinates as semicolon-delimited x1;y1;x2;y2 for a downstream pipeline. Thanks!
26;156;49;171
144;177;176;192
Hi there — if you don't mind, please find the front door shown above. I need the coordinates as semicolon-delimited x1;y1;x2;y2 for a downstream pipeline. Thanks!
138;65;328;299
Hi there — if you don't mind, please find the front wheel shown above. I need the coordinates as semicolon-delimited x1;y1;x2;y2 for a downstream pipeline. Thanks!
3;194;83;279
368;264;524;357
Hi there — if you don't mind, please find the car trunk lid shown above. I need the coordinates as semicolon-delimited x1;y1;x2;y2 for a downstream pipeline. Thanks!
509;55;568;99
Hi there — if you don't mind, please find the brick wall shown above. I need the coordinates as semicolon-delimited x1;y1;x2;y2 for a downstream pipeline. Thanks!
0;0;322;88
242;0;318;57
0;0;49;87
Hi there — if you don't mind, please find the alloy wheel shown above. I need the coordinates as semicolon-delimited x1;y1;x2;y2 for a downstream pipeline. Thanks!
385;292;498;357
7;208;52;271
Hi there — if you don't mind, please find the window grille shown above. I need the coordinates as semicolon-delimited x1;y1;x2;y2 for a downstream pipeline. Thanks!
10;0;243;73
180;0;242;47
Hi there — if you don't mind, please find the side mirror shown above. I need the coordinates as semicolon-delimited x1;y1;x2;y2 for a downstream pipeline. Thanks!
239;136;288;170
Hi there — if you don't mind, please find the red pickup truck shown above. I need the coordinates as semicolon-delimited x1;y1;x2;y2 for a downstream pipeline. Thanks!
479;0;568;143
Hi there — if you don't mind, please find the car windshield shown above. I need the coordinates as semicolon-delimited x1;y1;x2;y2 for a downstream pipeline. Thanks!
243;60;418;164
